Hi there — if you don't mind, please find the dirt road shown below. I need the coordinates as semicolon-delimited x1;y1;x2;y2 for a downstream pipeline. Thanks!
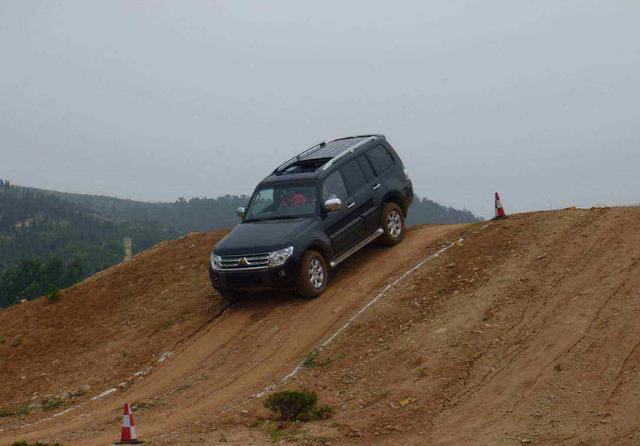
0;223;463;445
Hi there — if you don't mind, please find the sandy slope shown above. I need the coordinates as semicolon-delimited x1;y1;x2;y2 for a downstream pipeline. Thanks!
3;207;640;445
0;223;463;444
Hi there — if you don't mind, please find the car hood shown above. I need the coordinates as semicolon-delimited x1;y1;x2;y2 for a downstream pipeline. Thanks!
213;218;314;255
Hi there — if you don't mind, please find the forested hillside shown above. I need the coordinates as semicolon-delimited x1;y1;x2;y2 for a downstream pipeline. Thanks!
37;188;248;233
0;180;177;307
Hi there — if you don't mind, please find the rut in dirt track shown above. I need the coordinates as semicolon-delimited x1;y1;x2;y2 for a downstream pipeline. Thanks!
0;223;464;445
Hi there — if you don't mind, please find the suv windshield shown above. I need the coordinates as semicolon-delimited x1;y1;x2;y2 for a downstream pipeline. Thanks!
245;183;317;221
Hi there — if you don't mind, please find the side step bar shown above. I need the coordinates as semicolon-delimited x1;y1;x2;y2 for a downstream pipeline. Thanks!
330;228;384;268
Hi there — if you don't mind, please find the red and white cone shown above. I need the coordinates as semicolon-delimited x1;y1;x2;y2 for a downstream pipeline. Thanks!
494;192;508;220
115;403;143;444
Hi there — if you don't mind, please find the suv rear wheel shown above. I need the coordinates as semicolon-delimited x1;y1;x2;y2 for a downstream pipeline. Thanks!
297;249;327;298
380;202;405;246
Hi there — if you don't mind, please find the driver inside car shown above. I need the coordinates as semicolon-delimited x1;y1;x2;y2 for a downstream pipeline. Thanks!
280;189;307;208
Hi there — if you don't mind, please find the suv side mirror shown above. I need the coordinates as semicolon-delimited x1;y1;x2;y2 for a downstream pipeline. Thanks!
324;198;342;212
236;207;246;218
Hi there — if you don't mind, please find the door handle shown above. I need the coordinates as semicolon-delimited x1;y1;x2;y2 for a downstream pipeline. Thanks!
347;202;356;209
372;183;381;190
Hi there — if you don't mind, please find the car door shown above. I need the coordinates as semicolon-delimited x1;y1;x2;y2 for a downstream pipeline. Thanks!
338;158;374;242
356;154;384;233
321;168;366;255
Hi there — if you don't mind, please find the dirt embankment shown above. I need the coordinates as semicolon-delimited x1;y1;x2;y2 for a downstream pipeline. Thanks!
2;207;640;445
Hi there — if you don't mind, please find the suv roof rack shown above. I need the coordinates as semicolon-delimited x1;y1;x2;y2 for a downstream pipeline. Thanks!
320;136;378;170
273;134;382;174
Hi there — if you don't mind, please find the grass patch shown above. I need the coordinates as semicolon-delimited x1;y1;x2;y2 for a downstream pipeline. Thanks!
264;421;303;443
264;390;332;422
47;288;60;304
41;397;65;411
10;335;22;347
11;442;64;446
303;350;320;368
303;349;334;368
131;396;168;412
0;405;30;417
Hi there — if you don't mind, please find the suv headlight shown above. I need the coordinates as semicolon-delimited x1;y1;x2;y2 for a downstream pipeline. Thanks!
268;246;294;267
210;253;222;271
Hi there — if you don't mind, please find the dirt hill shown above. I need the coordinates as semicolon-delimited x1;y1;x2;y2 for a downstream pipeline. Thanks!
1;207;639;445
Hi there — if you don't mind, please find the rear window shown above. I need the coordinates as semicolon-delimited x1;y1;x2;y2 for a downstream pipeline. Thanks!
366;145;394;174
339;159;367;194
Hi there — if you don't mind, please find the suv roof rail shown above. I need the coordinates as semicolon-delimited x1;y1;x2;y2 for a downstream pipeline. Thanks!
330;134;384;142
274;141;327;173
321;135;378;171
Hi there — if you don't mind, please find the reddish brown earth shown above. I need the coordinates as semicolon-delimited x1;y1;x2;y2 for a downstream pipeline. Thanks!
1;207;640;445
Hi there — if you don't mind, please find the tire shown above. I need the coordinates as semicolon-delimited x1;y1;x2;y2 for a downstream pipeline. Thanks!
296;250;328;298
217;289;241;304
380;202;405;246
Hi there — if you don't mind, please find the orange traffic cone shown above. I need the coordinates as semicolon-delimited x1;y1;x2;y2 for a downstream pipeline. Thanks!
114;403;143;444
494;192;508;220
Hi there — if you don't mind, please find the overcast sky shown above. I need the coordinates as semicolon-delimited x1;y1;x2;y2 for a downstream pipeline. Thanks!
1;1;639;218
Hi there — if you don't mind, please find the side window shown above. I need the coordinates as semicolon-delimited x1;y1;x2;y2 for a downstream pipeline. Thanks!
366;145;394;175
357;155;376;181
339;159;367;194
322;170;348;203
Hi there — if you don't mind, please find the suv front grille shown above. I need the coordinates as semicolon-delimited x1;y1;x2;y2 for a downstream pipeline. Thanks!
219;252;270;270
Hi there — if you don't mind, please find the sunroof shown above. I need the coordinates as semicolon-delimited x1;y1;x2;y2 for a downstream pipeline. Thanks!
277;158;331;175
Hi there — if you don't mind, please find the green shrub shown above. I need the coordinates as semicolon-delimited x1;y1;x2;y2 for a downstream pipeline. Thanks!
47;288;60;304
303;350;319;368
42;396;65;411
263;390;332;422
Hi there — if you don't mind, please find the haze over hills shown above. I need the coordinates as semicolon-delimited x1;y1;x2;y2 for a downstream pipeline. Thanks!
0;179;479;308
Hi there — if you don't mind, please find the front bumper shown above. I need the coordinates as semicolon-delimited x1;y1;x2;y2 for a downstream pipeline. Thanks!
208;261;298;292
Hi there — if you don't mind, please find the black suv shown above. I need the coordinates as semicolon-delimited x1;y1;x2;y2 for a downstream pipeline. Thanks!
209;134;413;301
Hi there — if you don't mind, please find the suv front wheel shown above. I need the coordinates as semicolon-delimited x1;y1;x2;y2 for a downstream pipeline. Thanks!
380;202;405;246
297;249;327;298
